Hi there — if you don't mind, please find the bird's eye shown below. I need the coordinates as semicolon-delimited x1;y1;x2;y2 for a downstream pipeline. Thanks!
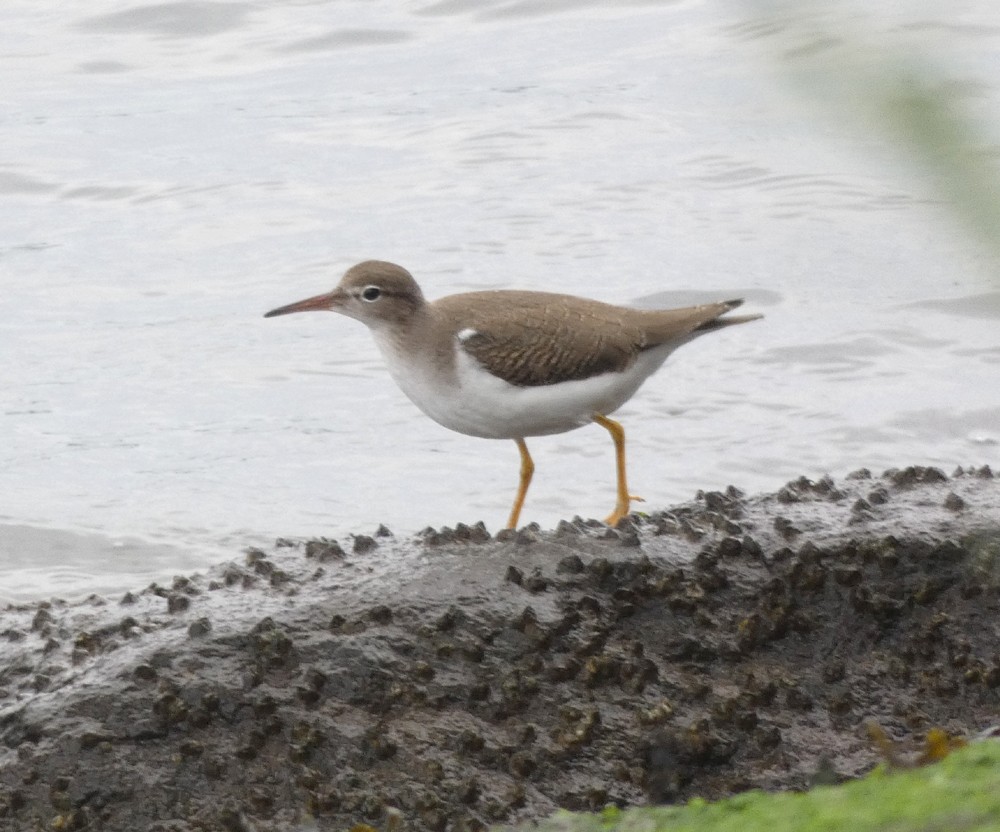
361;286;381;302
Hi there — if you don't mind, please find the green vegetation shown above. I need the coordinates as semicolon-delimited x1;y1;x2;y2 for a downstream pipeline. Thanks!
753;6;1000;268
527;742;1000;832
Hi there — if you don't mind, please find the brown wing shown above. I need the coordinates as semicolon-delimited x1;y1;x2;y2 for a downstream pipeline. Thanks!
435;291;761;388
439;291;646;387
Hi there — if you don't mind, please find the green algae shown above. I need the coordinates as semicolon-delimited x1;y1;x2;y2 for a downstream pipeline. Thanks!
527;742;1000;832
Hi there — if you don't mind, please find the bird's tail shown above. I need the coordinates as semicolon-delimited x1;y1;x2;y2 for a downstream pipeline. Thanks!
693;299;763;332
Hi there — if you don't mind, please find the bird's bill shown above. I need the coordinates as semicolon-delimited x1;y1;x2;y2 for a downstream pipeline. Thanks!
263;290;342;318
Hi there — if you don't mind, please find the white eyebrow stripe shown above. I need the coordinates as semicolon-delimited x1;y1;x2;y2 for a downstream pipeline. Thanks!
456;327;478;342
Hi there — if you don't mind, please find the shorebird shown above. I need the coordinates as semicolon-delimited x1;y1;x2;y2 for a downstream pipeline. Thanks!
265;260;761;529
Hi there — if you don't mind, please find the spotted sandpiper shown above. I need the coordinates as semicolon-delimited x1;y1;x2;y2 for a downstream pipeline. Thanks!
265;260;761;529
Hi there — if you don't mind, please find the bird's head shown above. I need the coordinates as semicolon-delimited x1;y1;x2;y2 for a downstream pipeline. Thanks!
264;260;425;329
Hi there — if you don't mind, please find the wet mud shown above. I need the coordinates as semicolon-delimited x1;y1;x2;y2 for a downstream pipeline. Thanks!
1;465;999;831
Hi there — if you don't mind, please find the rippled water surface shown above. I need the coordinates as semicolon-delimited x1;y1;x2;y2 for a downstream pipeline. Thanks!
3;0;999;599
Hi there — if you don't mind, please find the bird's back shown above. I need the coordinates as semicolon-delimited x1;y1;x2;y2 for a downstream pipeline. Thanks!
432;290;758;388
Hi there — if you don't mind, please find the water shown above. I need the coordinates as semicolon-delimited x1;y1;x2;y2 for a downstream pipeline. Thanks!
2;0;998;601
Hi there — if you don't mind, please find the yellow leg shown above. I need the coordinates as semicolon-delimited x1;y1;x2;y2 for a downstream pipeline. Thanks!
593;414;643;526
506;438;535;530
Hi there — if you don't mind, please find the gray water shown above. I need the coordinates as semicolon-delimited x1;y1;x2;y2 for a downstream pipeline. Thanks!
3;0;999;601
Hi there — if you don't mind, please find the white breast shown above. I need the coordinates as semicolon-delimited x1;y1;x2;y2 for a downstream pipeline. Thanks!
371;329;678;440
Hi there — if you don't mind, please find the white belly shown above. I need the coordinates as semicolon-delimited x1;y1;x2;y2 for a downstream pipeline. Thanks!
372;332;676;440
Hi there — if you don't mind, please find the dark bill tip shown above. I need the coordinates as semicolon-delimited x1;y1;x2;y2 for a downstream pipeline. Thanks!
263;291;338;319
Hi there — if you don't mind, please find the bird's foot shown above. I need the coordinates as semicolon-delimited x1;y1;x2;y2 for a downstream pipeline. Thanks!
604;494;643;526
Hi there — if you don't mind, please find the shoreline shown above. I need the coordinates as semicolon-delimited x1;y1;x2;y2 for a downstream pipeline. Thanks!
1;465;998;831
